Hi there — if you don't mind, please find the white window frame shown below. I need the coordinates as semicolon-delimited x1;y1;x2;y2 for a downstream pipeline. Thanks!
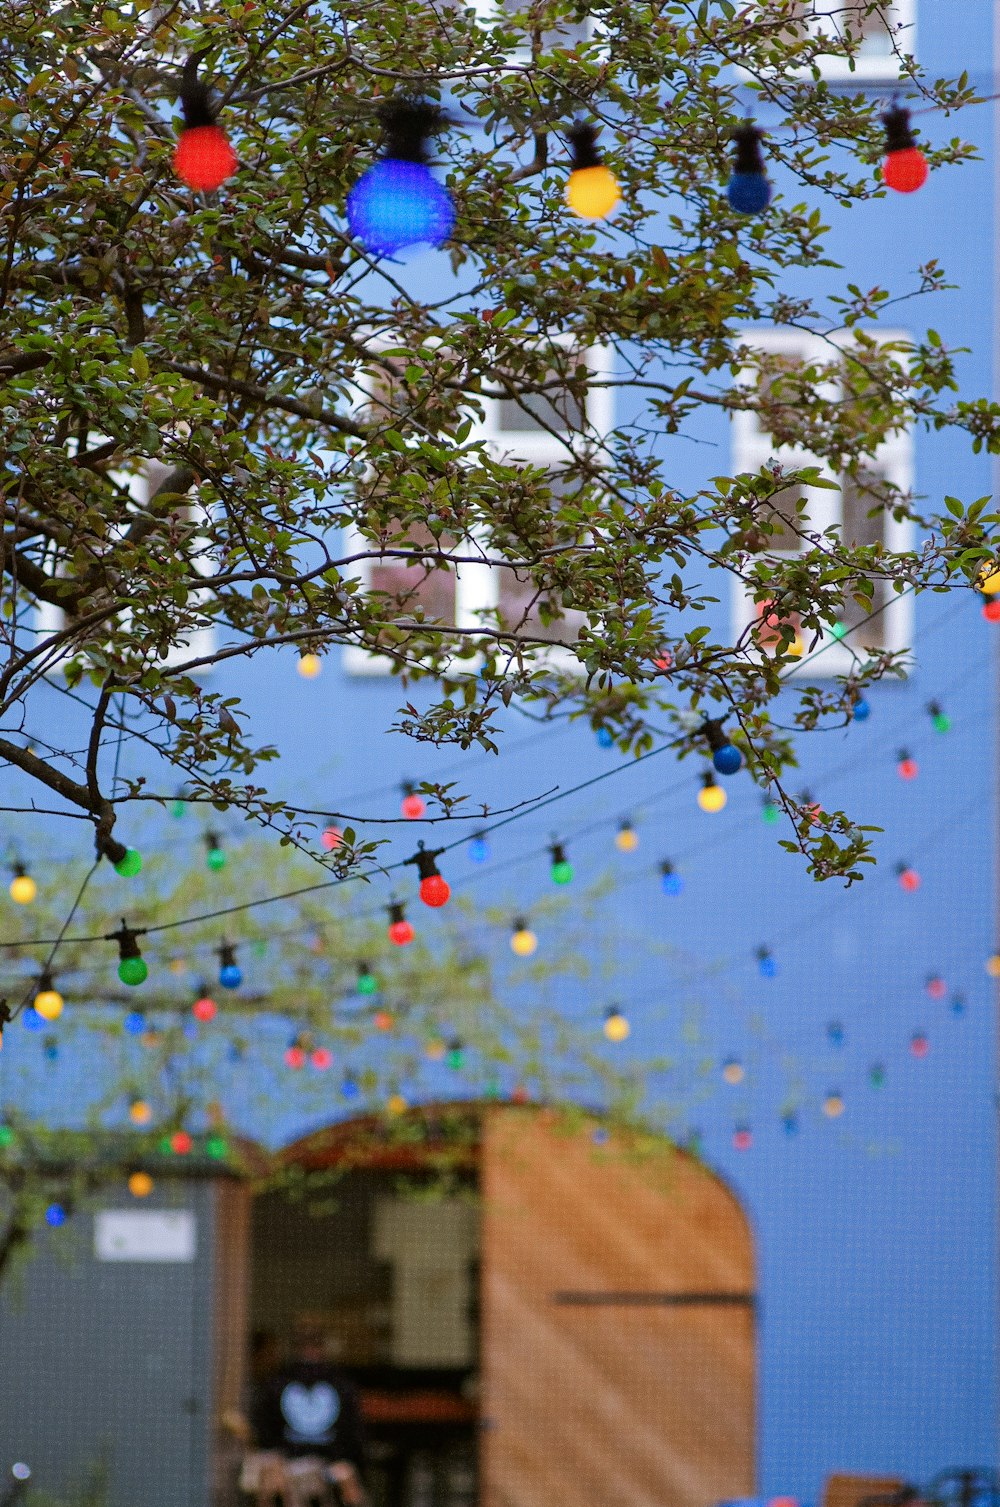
730;328;913;677
466;0;599;58
745;0;916;82
36;458;216;676
341;336;613;677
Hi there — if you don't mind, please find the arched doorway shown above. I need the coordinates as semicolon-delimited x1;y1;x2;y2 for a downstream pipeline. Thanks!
248;1105;755;1507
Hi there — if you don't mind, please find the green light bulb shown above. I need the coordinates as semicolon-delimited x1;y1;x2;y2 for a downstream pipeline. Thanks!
170;800;185;819
357;971;378;996
762;800;780;825
206;847;226;872
205;1135;228;1159
933;712;951;734
446;1045;465;1071
114;848;143;877
830;621;847;641
118;956;148;987
0;1125;14;1149
551;860;574;885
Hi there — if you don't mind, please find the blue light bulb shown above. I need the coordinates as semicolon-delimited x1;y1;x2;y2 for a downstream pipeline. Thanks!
853;697;871;722
124;1011;145;1036
596;727;614;748
727;173;771;214
45;1203;66;1226
827;1020;844;1047
660;866;683;897
341;1073;359;1099
781;1112;799;1136
22;1007;43;1032
757;950;777;979
219;963;242;990
712;742;743;776
347;160;455;256
468;833;490;863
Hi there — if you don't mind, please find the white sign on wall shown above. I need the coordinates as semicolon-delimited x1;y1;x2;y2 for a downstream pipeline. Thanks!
94;1209;196;1263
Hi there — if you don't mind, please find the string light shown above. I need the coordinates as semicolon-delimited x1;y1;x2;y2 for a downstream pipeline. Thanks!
615;820;639;853
822;1090;845;1119
726;123;771;214
697;772;726;813
322;823;343;852
192;989;217;1022
356;961;378;995
910;1030;929;1058
205;832;226;871
217;942;242;989
45;1203;67;1227
510;918;538;957
603;1005;630;1042
896;749;918;781
114;923;148;986
22;1007;44;1031
595;727;614;749
925;973;947;1000
387;899;415;946
128;1171;153;1198
468;831;490;863
446;1038;465;1070
896;861;921;892
732;1125;753;1151
206;1134;228;1159
173;73;238;193
170;792;186;819
405;842;451;907
169;1130;193;1155
869;1063;886;1088
565;122;621;220
129;1098;152;1126
986;953;1000;978
124;1011;145;1036
374;1009;395;1032
311;1047;333;1070
297;653;322;679
853;696;871;722
341;1072;360;1099
33;972;64;1021
347;100;455;256
549;841;574;885
659;861;683;896
722;1058;745;1085
881;103;928;193
761;796;780;824
285;1038;306;1070
400;782;426;819
756;946;777;979
982;594;1000;622
9;862;36;905
703;719;743;775
927;700;951;733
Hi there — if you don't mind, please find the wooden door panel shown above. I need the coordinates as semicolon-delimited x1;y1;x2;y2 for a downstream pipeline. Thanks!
481;1109;755;1507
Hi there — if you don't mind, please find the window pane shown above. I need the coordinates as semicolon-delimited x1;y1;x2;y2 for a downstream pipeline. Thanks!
839;467;889;648
756;482;809;553
495;565;585;645
752;355;814;446
368;523;457;631
496;381;586;435
495;0;589;47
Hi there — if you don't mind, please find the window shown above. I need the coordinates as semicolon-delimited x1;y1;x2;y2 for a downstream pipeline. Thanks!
35;459;216;676
342;340;612;675
730;330;913;675
753;1;915;81
467;0;593;52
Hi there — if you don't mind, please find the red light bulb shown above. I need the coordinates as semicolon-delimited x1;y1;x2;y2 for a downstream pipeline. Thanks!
322;825;342;852
374;1009;395;1032
926;974;947;1000
653;650;673;671
310;1047;333;1070
983;598;1000;623
898;864;921;893
419;874;450;907
910;1031;929;1058
173;125;238;193
285;1044;306;1069
170;1130;193;1155
897;752;918;781
192;994;217;1022
881;105;928;194
401;784;426;819
733;1126;753;1152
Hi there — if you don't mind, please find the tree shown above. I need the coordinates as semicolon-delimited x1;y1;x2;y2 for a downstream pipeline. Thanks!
0;0;993;883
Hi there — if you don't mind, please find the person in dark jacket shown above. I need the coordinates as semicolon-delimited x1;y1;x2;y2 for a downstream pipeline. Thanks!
250;1319;365;1505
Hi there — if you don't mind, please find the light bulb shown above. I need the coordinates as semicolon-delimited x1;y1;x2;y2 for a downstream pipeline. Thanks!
285;1043;306;1070
827;1020;844;1046
322;824;343;852
446;1038;464;1070
722;1058;744;1086
950;992;966;1017
756;947;777;979
425;1037;446;1061
387;900;414;945
374;1009;395;1032
205;1135;228;1158
549;841;574;885
853;697;871;722
869;1063;886;1088
761;797;780;824
128;1171;153;1198
386;1093;408;1117
565;123;621;220
927;701;951;734
45;1203;67;1227
347;101;454;255
781;1112;799;1136
192;993;217;1022
615;822;639;853
595;727;614;748
659;861;683;896
218;942;242;989
981;567;1000;596
697;774;726;813
169;1130;193;1155
986;953;1000;978
174;119;238;192
401;784;426;819
983;596;1000;623
468;832;490;863
910;1031;929;1058
510;919;538;957
726;123;771;214
925;974;947;1000
405;837;450;904
9;866;36;904
356;963;378;996
33;973;63;1021
897;863;921;893
897;751;918;781
603;1007;629;1043
129;1099;152;1126
124;1011;145;1036
205;832;226;870
297;653;322;679
115;924;148;987
881;104;928;193
732;1126;753;1152
113;847;143;877
822;1091;845;1119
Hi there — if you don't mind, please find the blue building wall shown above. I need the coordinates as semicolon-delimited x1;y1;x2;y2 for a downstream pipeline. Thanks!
0;0;997;1498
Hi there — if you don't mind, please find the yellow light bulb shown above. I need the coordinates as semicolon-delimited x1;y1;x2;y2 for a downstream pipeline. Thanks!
297;653;322;679
425;1039;446;1061
986;953;1000;978
129;1099;152;1126
387;1093;408;1117
697;782;727;814
722;1060;745;1085
981;569;1000;596
615;825;639;854
34;987;64;1021
9;873;37;905
566;165;621;220
603;1011;630;1043
128;1171;154;1198
511;926;538;958
823;1092;845;1119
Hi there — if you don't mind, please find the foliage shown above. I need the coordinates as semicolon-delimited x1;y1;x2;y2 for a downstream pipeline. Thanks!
0;0;995;885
